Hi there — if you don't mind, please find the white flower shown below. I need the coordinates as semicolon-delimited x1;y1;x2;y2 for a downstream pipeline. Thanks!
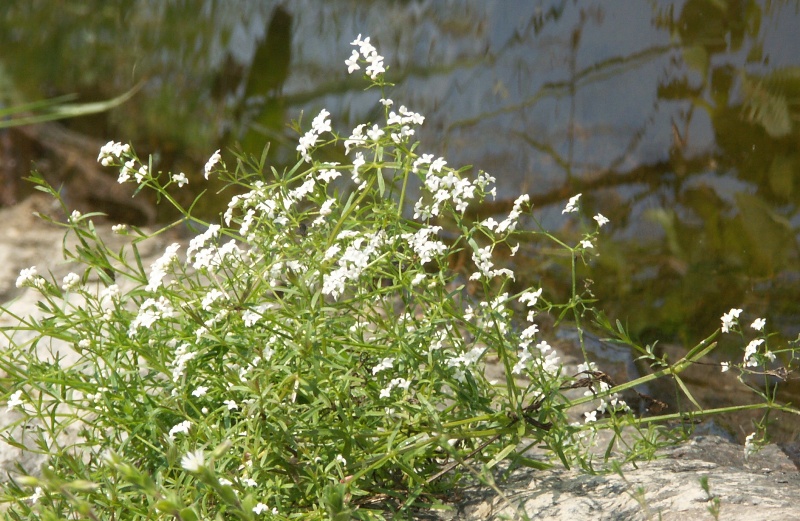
319;198;335;217
135;164;149;183
345;50;360;73
720;361;730;372
593;213;609;227
721;308;743;333
181;449;205;472
253;503;273;515
372;357;394;375
344;124;367;154
743;338;764;367
168;420;192;439
350;34;385;79
579;239;594;249
146;243;180;292
224;399;238;410
744;432;759;457
192;386;208;397
481;217;498;230
61;272;81;292
204;149;221;179
28;486;44;504
318;164;341;183
584;410;598;423
312;108;332;135
512;349;532;375
562;193;581;214
172;172;188;187
128;297;174;335
380;377;410;398
6;390;24;411
15;266;39;288
112;224;128;234
751;318;766;331
519;288;542;307
97;141;130;165
352;152;366;188
367;124;384;141
118;159;136;183
365;53;385;79
379;98;393;106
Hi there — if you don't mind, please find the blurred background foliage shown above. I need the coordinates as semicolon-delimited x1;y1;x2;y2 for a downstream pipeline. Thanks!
0;0;798;357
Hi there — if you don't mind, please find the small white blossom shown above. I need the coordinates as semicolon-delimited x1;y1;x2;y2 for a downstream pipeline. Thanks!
720;361;730;372
594;214;609;226
168;420;192;439
751;318;766;331
15;266;40;288
519;288;542;307
744;432;759;457
743;338;764;367
192;386;208;397
172;172;188;187
562;193;581;214
312;108;332;135
61;272;81;292
345;50;360;73
580;239;594;249
721;308;743;333
317;164;341;183
97;141;130;166
253;503;276;515
372;357;395;375
27;487;44;504
181;449;205;472
6;390;24;412
204;149;221;179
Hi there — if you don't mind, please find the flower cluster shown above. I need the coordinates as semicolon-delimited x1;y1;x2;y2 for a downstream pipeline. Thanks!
297;109;331;162
345;34;385;79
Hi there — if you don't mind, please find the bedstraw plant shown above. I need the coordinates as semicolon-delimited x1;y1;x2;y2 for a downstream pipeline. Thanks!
1;35;798;520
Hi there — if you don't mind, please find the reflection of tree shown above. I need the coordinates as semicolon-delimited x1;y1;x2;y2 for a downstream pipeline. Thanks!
462;1;799;345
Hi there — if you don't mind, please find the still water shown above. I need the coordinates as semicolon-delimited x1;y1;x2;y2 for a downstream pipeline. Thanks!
1;1;799;357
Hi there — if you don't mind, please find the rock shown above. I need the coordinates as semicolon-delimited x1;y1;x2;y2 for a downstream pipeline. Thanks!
429;435;800;520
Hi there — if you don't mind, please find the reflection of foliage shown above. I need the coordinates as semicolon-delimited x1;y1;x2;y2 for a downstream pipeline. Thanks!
594;0;800;345
0;83;142;129
741;69;800;138
0;0;240;151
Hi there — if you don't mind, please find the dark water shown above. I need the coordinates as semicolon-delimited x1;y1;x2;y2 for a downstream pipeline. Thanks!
1;1;799;358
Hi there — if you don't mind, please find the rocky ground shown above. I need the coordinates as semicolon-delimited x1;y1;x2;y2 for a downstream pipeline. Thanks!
1;195;799;520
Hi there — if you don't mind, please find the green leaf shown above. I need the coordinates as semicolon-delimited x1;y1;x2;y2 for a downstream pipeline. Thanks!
179;507;199;521
485;443;517;470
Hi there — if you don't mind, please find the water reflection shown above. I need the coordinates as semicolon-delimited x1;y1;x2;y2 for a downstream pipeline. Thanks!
1;1;798;351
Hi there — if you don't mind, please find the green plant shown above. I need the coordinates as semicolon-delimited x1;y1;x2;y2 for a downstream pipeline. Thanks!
699;475;721;520
1;34;798;520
